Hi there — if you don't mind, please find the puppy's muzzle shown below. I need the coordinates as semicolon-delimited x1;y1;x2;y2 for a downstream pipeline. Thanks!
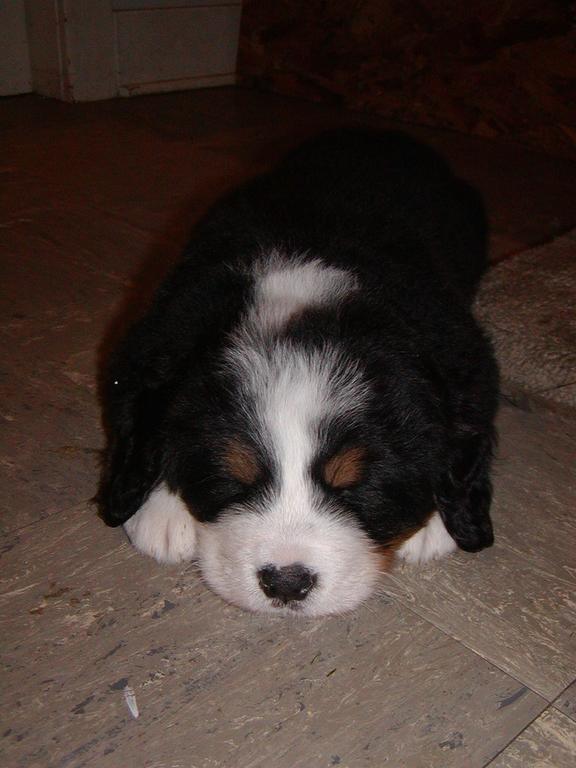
257;563;317;605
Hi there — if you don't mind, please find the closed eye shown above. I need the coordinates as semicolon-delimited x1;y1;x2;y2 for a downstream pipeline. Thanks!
322;445;366;489
221;438;261;487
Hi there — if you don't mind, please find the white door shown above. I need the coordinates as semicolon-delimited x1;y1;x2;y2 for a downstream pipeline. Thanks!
21;0;242;102
113;0;241;96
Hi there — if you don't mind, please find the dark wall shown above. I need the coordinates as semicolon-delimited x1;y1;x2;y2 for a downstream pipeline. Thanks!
238;0;576;158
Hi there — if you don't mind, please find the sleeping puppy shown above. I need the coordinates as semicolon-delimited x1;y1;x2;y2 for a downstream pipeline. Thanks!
99;129;499;617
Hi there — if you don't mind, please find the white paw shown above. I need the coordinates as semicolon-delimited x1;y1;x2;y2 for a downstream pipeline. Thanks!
124;484;197;564
397;511;457;565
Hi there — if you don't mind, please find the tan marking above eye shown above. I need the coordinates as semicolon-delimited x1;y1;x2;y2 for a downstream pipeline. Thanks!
323;446;366;489
222;439;260;485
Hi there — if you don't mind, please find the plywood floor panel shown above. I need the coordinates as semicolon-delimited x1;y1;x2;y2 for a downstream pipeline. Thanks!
0;504;546;768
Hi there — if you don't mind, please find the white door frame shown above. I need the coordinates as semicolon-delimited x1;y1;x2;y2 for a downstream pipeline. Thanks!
26;1;117;101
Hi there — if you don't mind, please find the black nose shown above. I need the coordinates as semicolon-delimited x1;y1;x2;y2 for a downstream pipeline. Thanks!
257;564;317;604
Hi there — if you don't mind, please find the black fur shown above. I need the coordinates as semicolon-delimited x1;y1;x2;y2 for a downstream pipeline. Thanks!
99;129;499;554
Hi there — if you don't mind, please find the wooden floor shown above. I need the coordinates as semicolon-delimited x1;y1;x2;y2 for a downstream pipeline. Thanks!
1;88;576;767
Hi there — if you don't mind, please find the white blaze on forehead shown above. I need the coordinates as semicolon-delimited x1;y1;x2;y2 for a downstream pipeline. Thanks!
226;252;368;485
228;340;369;500
261;345;366;481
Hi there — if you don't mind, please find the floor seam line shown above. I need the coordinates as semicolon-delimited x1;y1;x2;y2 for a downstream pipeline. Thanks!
481;705;555;767
384;592;556;702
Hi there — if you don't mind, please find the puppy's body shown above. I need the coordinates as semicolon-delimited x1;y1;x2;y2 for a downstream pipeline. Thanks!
100;130;499;616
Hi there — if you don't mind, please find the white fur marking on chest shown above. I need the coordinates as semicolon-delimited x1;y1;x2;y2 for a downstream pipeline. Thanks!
397;511;457;564
124;484;197;564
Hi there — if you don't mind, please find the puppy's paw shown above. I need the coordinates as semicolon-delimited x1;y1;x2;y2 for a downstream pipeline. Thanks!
124;484;197;564
397;511;457;565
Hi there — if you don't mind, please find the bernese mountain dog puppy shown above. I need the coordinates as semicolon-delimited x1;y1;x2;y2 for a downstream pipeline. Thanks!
99;130;499;617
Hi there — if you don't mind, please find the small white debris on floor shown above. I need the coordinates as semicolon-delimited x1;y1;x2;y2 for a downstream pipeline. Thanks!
123;686;139;719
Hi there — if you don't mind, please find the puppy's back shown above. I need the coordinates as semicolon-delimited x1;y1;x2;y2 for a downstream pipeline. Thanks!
275;129;488;304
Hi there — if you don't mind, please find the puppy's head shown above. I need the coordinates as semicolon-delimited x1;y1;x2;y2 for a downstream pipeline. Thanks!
162;332;454;616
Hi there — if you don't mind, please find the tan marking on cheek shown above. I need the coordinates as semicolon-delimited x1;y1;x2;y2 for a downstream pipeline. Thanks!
222;439;260;485
323;446;366;489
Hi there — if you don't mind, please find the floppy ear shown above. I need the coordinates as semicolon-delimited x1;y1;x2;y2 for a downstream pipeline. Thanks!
97;255;250;527
97;322;178;527
435;430;495;552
